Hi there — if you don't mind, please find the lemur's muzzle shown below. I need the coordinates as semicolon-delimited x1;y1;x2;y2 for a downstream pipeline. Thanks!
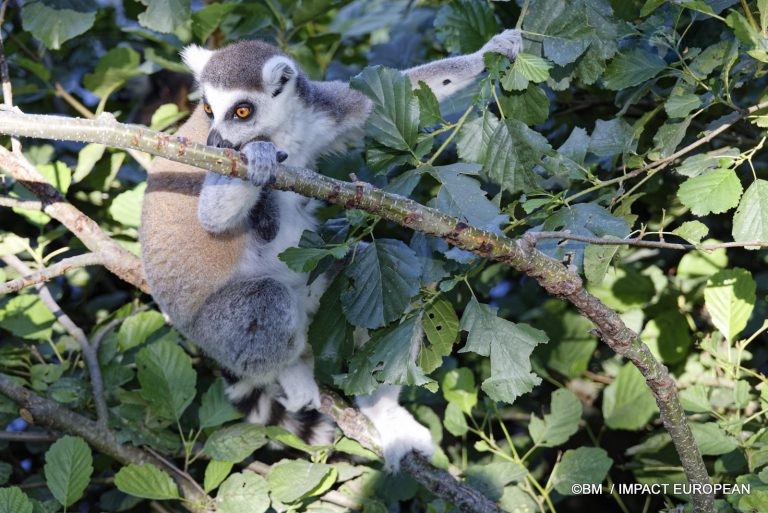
206;129;235;150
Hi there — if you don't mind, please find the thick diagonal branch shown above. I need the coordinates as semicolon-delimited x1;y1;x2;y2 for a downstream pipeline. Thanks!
0;110;714;512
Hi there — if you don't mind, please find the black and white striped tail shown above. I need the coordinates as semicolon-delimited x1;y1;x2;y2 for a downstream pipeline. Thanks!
221;370;336;446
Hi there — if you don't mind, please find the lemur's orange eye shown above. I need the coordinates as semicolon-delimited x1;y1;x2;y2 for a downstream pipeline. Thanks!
203;103;213;116
235;104;253;119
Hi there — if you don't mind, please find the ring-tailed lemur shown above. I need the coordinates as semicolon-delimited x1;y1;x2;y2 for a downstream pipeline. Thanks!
139;30;522;468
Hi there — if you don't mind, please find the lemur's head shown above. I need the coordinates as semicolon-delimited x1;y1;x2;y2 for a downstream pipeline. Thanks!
181;41;303;150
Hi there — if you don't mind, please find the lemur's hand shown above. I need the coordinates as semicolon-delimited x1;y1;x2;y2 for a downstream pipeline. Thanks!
479;29;523;61
276;360;321;412
241;141;288;187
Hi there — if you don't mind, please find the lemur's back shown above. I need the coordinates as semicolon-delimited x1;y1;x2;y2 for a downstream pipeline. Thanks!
140;106;246;329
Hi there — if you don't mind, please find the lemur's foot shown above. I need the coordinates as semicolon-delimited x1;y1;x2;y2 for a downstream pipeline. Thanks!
276;360;321;412
480;28;523;61
241;141;288;186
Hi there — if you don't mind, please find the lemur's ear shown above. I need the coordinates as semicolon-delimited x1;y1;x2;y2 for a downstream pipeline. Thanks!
181;45;213;79
262;56;297;98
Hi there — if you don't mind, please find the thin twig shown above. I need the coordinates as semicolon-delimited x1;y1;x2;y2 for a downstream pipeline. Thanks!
0;0;20;155
0;195;43;210
2;254;109;429
0;430;59;442
0;252;104;295
528;231;768;250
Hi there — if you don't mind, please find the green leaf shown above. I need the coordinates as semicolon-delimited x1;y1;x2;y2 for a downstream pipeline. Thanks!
675;147;739;177
0;487;33;513
442;368;478;415
704;268;756;342
529;389;582;447
603;49;666;90
456;112;499;163
309;274;354;380
419;297;459;373
351;67;419;151
665;94;701;118
109;183;146;228
21;0;96;50
339;316;433;394
602;363;658;430
690;423;739;455
553;447;612;495
444;402;469;436
150;104;188;132
44;436;92;508
279;245;347;274
434;0;499;54
583;243;619;284
677;168;743;216
651;118;691;159
217;472;270;513
672;220;709;244
267;460;337;503
415;81;442;127
640;311;692;364
677;245;728;278
341;239;422;329
192;2;237;42
137;0;191;34
502;54;553;91
460;299;547;404
114;464;179;500
199;379;243;429
0;294;56;340
73;143;106;183
588;118;634;156
136;339;196;421
83;47;143;99
38;161;71;194
539;309;598;379
0;463;10;485
429;164;506;232
732;179;768;247
524;0;604;66
118;310;166;351
482;120;549;194
204;460;233;493
203;423;268;463
498;85;550;126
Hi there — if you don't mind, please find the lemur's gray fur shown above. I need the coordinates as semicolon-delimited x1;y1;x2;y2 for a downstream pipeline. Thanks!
140;30;522;468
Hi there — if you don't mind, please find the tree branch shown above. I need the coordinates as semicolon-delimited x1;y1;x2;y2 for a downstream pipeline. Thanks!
0;373;214;513
0;109;715;512
0;252;104;295
3;255;109;429
527;230;768;250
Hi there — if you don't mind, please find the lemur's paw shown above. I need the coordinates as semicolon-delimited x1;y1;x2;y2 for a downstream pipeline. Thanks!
480;29;523;61
276;361;321;412
356;385;435;472
241;141;287;186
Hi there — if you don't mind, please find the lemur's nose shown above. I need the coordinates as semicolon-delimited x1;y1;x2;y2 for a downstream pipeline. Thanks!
206;129;234;149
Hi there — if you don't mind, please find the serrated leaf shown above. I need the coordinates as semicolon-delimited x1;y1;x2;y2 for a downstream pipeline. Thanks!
415;81;442;127
732;179;768;248
199;379;243;429
83;47;143;99
444;401;468;436
429;165;506;233
203;424;268;463
460;299;547;404
0;487;32;513
279;245;347;273
529;389;582;447
434;0;499;54
117;310;166;351
665;94;701;118
524;0;599;66
501;54;553;91
136;339;196;421
21;0;96;50
204;460;233;493
0;294;56;340
652;118;691;159
267;460;337;503
583;243;619;284
114;464;179;500
309;274;354;381
341;239;422;329
640;311;692;364
553;447;612;495
419;298;459;373
675;147;739;177
498;85;550;126
672;221;709;244
43;436;93;508
351;67;419;151
588;118;634;156
73;143;106;183
109;183;146;228
603;49;666;90
191;2;238;43
704;268;756;342
677;168;743;216
483;120;549;194
456;112;499;163
442;368;477;415
217;472;269;513
690;423;739;455
602;363;658;430
137;0;191;34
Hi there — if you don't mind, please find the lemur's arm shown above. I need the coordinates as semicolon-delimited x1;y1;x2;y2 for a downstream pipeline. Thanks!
402;29;522;102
